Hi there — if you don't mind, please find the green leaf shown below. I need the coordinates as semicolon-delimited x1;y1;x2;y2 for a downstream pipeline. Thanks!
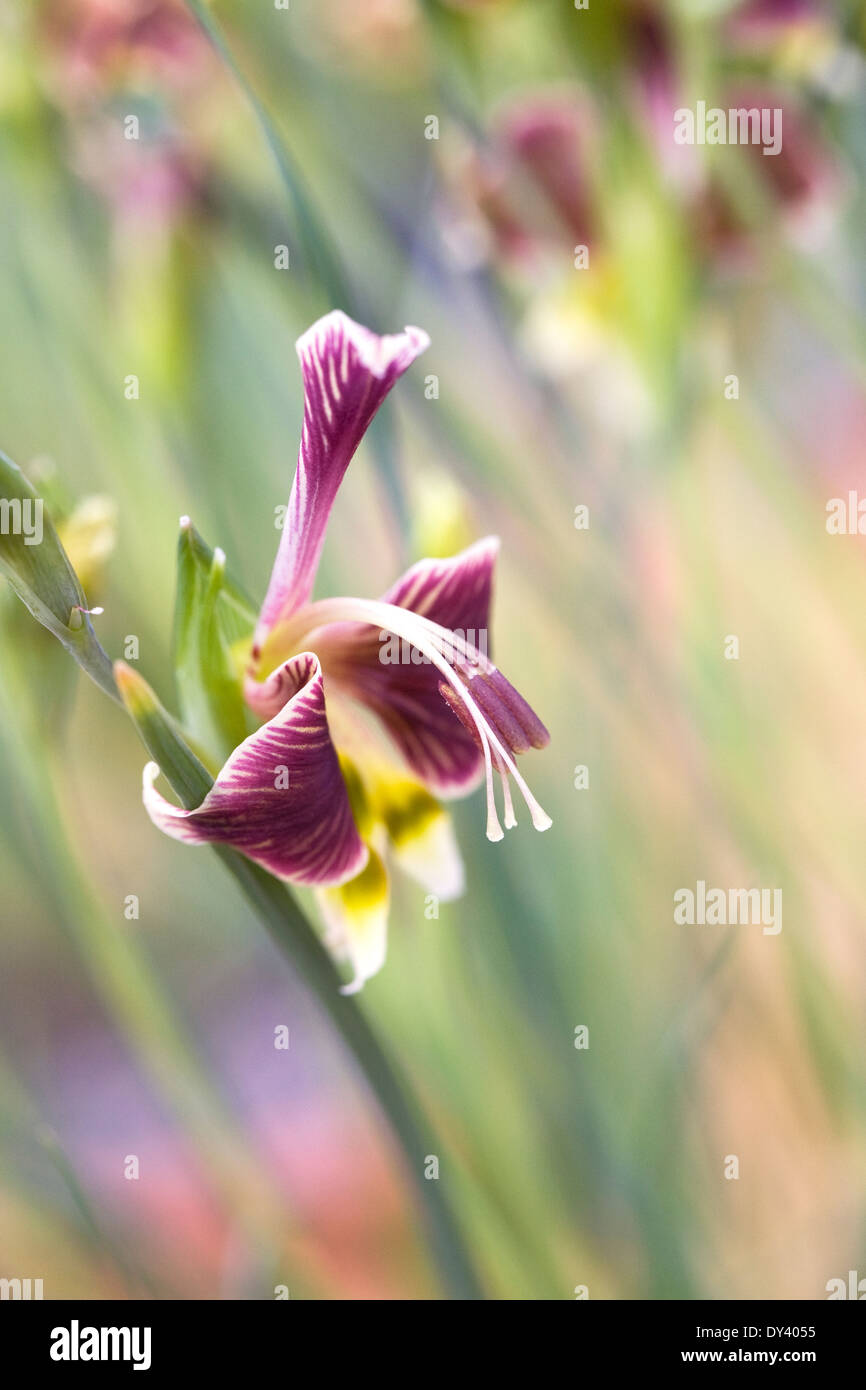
0;450;116;701
115;660;213;809
183;0;350;314
172;517;256;766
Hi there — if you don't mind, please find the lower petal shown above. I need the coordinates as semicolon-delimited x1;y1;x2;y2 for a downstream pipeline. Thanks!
142;652;367;886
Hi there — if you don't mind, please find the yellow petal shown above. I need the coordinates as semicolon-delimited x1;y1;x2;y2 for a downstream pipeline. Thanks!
57;495;117;595
317;848;390;994
338;751;377;841
377;777;465;901
392;810;465;901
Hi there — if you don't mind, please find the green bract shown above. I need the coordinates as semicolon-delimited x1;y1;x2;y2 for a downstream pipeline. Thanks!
115;661;214;811
172;517;256;767
0;451;116;700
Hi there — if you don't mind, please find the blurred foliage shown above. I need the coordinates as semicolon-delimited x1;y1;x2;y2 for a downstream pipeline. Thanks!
1;0;866;1298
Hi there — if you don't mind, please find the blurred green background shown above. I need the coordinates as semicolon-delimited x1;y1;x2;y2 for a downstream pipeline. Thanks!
2;0;866;1299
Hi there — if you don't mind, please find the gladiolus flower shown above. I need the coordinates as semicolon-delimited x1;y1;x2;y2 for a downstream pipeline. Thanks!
451;91;597;269
142;311;551;991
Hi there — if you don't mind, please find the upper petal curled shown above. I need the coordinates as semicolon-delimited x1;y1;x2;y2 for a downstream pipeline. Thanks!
313;537;502;796
142;652;367;886
254;310;429;655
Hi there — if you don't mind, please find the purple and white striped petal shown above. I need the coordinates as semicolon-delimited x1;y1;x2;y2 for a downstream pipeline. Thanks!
254;310;429;657
311;538;504;796
142;652;367;886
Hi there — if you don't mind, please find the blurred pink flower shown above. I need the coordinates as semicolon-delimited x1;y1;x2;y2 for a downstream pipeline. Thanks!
42;0;214;227
43;0;209;99
448;90;598;269
727;0;825;45
694;89;844;262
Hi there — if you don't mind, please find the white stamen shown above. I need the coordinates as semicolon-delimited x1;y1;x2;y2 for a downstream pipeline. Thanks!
484;741;504;842
499;766;517;829
297;596;552;838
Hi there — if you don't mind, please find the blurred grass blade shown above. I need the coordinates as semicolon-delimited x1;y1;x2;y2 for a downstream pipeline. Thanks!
173;516;255;764
183;0;350;314
0;451;117;701
180;1;409;551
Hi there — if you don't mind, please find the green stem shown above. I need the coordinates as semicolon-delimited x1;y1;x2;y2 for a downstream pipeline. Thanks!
222;851;484;1298
0;673;303;1279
